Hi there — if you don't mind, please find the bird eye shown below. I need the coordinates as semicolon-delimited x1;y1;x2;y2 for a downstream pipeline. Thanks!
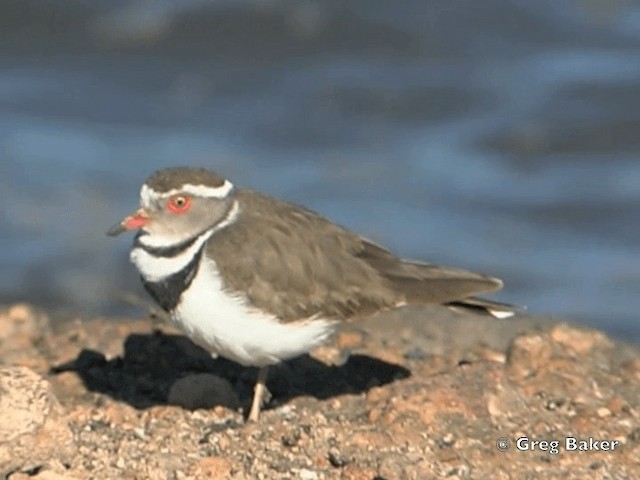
167;195;192;214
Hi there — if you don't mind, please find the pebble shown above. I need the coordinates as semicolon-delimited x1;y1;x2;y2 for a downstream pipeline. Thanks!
168;373;239;410
299;468;319;480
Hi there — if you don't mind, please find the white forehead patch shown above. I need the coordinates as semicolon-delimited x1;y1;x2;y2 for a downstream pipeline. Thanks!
140;180;234;208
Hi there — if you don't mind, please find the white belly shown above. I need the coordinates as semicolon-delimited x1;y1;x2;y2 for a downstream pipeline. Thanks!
173;257;336;367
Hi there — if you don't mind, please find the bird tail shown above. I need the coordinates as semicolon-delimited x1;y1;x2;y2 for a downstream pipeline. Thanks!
445;297;522;319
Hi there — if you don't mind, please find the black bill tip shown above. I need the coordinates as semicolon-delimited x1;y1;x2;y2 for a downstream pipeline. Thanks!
106;222;126;237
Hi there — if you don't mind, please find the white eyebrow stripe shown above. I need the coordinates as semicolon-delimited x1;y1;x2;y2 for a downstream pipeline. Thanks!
179;181;234;198
140;180;234;207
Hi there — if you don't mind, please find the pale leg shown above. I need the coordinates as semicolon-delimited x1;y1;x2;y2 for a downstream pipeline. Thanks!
248;366;268;422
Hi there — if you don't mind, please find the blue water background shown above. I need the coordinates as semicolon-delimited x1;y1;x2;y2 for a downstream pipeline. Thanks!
1;0;639;340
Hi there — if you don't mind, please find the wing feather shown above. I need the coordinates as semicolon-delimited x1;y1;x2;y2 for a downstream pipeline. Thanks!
208;190;514;321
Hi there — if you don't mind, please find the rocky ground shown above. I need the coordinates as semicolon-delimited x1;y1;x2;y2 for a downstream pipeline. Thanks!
1;302;639;480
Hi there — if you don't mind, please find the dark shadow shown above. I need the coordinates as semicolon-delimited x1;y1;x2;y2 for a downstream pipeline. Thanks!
51;330;410;413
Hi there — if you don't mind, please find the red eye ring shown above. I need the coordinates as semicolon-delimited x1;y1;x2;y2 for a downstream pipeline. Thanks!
167;195;192;214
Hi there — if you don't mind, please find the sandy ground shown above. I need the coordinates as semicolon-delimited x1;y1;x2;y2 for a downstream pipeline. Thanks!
1;303;639;479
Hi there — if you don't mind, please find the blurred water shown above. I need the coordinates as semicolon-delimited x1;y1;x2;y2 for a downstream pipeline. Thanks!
1;0;639;341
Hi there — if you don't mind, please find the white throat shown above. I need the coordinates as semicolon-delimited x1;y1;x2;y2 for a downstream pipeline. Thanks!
130;228;213;282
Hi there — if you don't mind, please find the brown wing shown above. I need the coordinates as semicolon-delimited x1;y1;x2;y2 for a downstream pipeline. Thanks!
208;190;399;321
208;189;510;321
355;240;503;303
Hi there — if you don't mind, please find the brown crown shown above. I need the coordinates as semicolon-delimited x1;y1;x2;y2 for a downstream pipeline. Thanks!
145;167;227;192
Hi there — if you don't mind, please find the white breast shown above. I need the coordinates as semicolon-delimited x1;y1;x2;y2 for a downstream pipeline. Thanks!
174;257;336;367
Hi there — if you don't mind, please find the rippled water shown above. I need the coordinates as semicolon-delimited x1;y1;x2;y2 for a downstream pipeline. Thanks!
1;0;639;341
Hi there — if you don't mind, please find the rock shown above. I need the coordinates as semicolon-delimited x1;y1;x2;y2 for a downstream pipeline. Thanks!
327;447;350;467
335;330;364;350
0;367;75;478
549;323;613;356
168;373;239;410
9;470;80;480
2;303;639;479
0;304;50;370
505;331;552;380
0;304;45;341
309;345;349;366
340;465;378;480
298;468;318;480
190;456;234;479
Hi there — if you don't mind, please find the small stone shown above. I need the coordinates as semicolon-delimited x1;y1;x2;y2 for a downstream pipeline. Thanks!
168;373;239;410
282;428;302;447
340;465;377;480
213;405;228;416
328;447;349;467
487;394;508;418
606;397;625;415
622;358;640;380
336;330;364;349
0;303;46;343
404;346;428;360
549;324;612;356
506;333;551;380
628;427;640;442
310;345;348;366
299;468;319;480
597;407;611;418
365;386;388;404
478;348;506;364
190;456;233;478
8;304;35;322
11;472;79;480
441;433;455;446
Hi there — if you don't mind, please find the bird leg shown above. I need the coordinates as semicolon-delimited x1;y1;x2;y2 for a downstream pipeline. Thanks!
248;366;269;422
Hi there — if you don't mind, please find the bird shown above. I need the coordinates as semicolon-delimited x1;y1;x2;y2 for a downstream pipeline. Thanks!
107;167;516;421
